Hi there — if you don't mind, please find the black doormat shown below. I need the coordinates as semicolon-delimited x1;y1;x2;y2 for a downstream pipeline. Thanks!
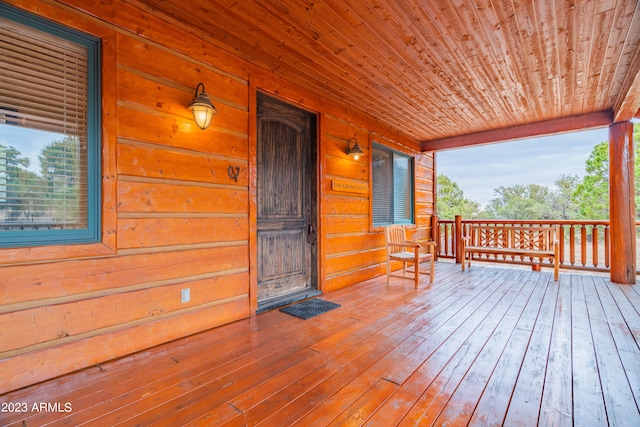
279;298;341;320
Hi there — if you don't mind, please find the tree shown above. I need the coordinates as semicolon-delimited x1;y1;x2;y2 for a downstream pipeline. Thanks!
552;174;580;219
436;174;480;219
573;125;640;220
38;136;82;223
572;142;609;219
0;144;44;221
436;124;640;221
487;184;555;219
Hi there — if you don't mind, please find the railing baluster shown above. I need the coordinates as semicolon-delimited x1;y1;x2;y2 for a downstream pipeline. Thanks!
605;225;610;268
580;225;587;266
570;225;576;265
592;225;599;268
455;215;463;264
559;224;565;266
443;223;449;257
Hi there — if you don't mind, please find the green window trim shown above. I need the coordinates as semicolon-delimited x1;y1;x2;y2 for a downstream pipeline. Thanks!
372;143;414;226
0;3;101;248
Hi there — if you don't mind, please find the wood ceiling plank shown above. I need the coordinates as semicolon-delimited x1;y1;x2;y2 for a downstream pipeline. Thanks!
124;0;640;144
216;1;370;97
249;1;436;137
493;0;559;122
321;0;456;126
598;4;635;109
473;1;536;121
556;0;576;115
463;0;523;124
610;1;640;118
520;0;562;120
585;7;615;112
572;0;596;113
364;1;452;100
136;0;384;122
535;0;561;114
435;0;507;126
514;1;547;121
277;0;444;127
386;0;498;129
497;0;545;122
397;0;491;131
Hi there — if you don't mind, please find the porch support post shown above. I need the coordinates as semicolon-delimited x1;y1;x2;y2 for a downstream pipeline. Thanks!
609;121;636;284
455;215;463;264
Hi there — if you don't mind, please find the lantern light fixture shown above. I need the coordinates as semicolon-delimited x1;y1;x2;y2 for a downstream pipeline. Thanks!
346;137;364;160
188;83;217;130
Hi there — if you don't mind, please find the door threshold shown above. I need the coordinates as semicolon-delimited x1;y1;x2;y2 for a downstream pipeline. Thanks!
257;289;322;314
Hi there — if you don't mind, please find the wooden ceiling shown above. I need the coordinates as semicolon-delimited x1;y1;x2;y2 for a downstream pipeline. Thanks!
130;0;640;151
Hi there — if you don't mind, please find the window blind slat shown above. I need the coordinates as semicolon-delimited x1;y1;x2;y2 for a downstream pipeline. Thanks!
372;146;414;226
372;149;392;226
0;14;90;232
0;18;88;137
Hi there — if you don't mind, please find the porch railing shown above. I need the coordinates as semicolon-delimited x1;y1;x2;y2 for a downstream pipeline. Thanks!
432;215;640;274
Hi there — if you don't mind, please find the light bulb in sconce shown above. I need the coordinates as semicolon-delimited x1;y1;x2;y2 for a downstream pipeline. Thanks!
346;138;364;160
187;83;217;130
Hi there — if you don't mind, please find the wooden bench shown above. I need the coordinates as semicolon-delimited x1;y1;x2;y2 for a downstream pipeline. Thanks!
461;225;559;281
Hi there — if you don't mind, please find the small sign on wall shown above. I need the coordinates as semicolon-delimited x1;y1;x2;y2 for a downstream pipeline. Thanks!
331;179;368;194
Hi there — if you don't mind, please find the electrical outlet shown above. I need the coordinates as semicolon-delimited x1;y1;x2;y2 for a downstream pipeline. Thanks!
181;288;190;303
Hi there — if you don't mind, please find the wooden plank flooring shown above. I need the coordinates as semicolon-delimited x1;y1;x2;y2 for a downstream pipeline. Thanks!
2;262;640;426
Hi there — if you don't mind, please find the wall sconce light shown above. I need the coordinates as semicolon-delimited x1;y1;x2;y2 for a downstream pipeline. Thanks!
188;83;217;130
346;137;364;160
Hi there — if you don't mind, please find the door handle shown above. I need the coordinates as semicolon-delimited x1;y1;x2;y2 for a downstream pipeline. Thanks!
305;208;317;244
307;222;317;244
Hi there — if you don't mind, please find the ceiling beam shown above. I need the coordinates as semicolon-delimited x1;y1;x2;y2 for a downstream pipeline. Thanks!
614;68;640;122
613;23;640;123
420;111;614;152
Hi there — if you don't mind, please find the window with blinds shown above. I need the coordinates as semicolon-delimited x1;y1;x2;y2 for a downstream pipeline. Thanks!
0;4;101;248
372;144;414;226
372;149;392;225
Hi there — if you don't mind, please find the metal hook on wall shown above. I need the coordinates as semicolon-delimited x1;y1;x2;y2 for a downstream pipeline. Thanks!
228;165;240;182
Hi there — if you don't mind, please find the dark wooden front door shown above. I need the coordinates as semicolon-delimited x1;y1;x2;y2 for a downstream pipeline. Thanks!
257;93;318;308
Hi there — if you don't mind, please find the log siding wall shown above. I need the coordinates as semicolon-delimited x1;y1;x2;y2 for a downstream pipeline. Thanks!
0;0;434;393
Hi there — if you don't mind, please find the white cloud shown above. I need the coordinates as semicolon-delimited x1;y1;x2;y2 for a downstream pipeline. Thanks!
437;128;609;207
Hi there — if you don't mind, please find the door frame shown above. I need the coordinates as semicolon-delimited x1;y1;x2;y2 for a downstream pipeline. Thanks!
248;87;321;315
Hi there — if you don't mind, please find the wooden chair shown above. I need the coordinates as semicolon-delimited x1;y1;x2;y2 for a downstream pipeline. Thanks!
384;225;436;288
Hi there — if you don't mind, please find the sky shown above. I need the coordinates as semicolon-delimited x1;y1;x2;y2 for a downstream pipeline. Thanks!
0;126;65;173
436;127;611;209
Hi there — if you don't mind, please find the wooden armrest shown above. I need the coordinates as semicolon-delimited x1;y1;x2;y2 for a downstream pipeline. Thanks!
390;241;421;249
409;239;436;246
407;239;436;254
388;242;405;247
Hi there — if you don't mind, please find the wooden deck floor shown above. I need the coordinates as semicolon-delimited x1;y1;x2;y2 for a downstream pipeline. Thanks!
2;262;640;426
